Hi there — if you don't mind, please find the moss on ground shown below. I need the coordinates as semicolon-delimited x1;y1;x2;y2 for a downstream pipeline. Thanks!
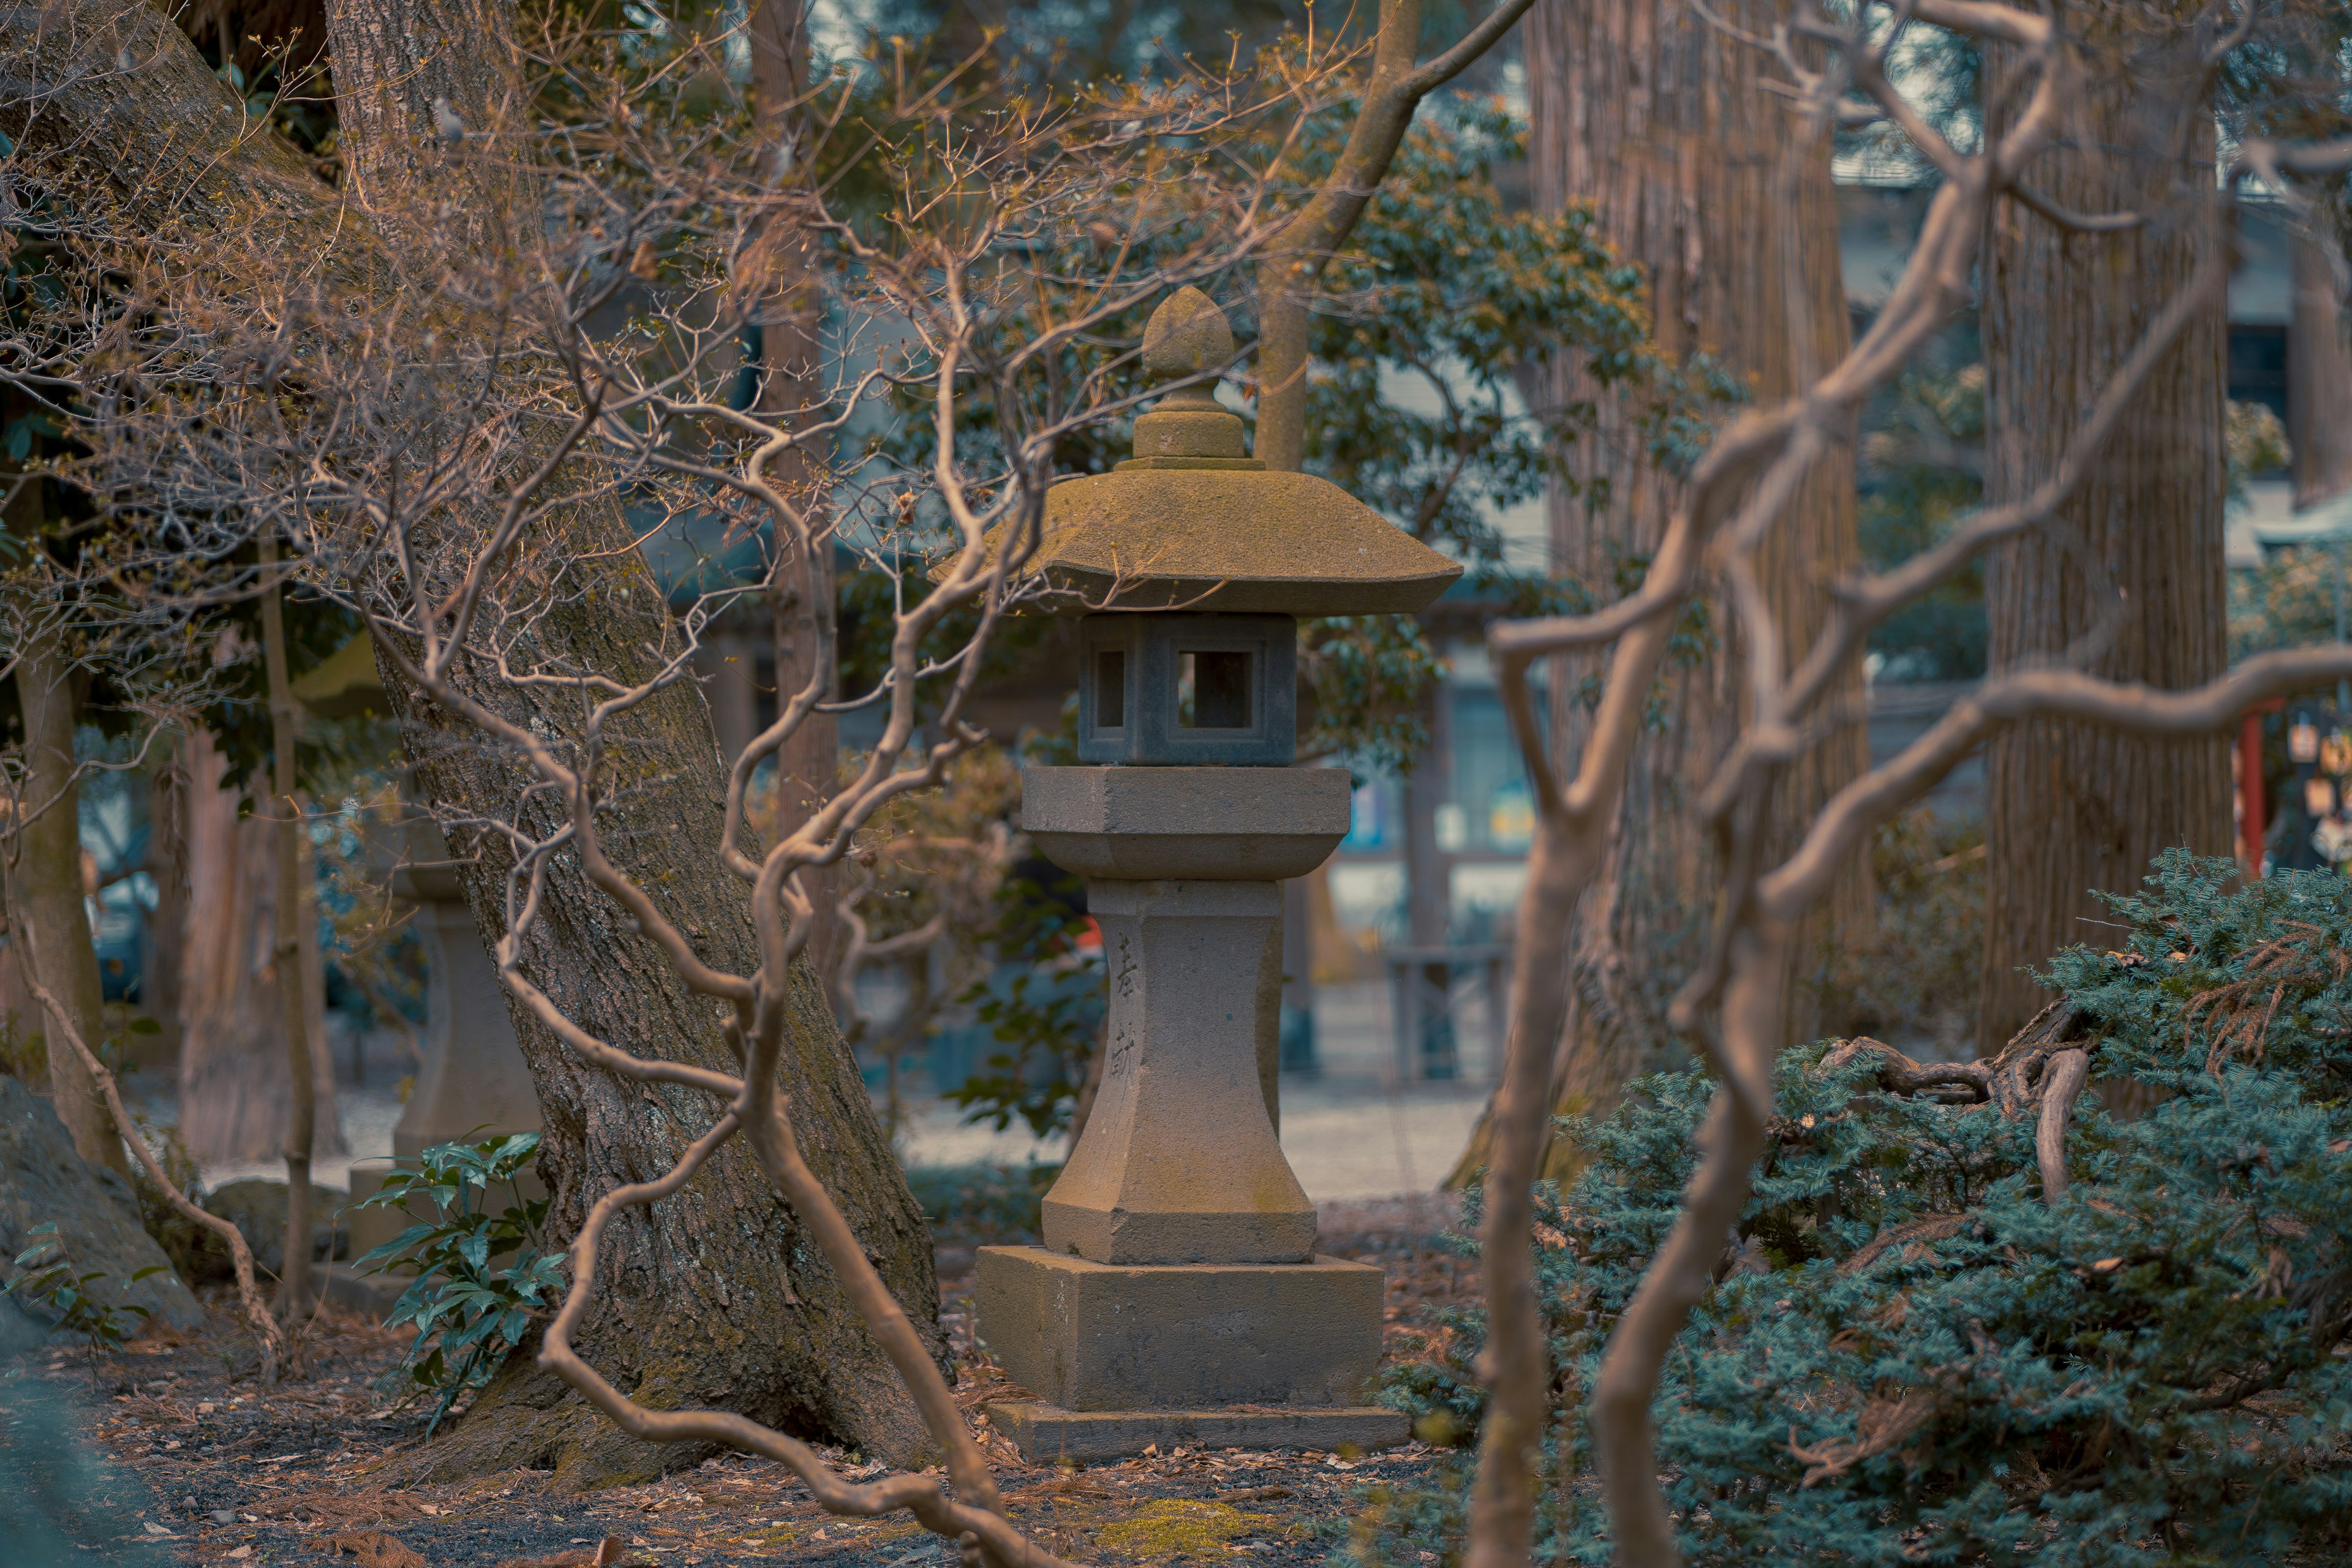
1094;1498;1278;1558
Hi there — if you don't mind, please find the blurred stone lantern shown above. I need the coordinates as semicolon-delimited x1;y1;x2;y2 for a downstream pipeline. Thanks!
974;288;1459;1459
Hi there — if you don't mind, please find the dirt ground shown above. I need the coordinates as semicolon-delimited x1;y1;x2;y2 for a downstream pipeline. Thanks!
1;1198;1475;1568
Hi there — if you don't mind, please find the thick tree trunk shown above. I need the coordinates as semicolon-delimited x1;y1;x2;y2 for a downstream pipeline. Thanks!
1488;0;1866;1174
316;0;945;1482
4;461;124;1174
176;730;342;1168
1;0;944;1474
1978;40;2231;1052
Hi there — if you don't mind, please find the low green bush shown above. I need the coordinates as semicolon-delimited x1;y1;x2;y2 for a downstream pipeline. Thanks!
1366;852;2352;1566
905;1161;1060;1249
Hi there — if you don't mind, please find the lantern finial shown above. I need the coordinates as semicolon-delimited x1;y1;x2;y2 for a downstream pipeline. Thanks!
1130;288;1250;463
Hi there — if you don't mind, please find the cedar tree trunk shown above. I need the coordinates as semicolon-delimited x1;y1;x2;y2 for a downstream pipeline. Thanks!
176;729;341;1168
2291;203;2352;510
1978;34;2231;1051
747;0;843;982
1460;0;1867;1179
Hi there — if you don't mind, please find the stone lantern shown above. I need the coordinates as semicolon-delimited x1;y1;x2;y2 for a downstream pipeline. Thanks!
975;288;1460;1460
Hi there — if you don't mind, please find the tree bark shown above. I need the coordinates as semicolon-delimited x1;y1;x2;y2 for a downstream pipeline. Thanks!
746;0;843;986
315;0;945;1481
1978;32;2231;1052
176;729;341;1168
2291;202;2352;510
258;530;317;1315
1466;0;1868;1178
2;0;945;1479
142;741;190;1055
4;459;124;1174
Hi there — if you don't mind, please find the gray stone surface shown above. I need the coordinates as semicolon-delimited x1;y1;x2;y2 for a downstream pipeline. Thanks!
386;862;543;1162
0;1075;203;1339
1022;765;1349;882
977;1246;1384;1411
318;1259;407;1319
1040;879;1313;1264
984;1399;1409;1464
200;1178;345;1276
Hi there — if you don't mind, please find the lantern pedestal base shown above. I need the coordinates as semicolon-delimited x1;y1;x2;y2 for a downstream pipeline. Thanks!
983;1400;1409;1464
976;1245;1392;1459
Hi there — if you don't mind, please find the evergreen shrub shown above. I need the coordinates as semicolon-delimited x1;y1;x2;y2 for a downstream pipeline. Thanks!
1365;852;2352;1565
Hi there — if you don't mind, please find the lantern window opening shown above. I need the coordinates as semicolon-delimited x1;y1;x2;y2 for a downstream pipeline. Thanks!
1095;649;1127;729
1178;649;1253;729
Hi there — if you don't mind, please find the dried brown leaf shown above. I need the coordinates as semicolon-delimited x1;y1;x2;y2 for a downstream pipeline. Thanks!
313;1531;426;1568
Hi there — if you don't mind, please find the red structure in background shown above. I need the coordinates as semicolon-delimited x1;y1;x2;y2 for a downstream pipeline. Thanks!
2241;697;2284;875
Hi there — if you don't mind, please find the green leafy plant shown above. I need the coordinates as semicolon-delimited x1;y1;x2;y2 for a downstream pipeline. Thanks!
4;1222;168;1381
1373;852;2352;1566
352;1131;565;1433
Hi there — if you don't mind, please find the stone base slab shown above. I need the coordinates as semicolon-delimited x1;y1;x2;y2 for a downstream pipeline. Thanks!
977;1245;1382;1411
986;1400;1409;1464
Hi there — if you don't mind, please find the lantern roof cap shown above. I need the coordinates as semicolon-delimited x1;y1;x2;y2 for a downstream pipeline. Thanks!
973;290;1463;616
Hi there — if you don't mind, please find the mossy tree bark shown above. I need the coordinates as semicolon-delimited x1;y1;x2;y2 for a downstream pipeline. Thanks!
5;0;944;1478
1446;0;1869;1184
315;0;945;1482
1977;28;2231;1052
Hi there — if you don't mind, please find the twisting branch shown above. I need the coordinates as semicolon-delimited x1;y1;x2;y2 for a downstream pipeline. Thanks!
1461;0;2335;1563
1254;0;1539;471
2037;1050;2091;1203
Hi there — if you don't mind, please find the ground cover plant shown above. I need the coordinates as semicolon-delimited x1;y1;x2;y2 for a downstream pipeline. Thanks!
1376;851;2352;1563
0;1200;1468;1567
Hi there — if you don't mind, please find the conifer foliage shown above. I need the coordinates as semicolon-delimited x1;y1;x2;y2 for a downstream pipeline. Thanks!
1379;852;2352;1564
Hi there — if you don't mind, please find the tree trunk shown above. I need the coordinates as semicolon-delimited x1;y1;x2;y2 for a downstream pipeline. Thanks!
747;0;843;986
1455;0;1867;1179
258;530;318;1315
1978;34;2231;1052
315;0;946;1482
2291;202;2352;510
143;742;190;1055
4;459;124;1174
176;729;342;1168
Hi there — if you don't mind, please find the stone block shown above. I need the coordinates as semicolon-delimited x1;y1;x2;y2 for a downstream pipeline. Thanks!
976;1245;1383;1412
390;885;541;1162
1022;765;1348;882
202;1178;347;1276
984;1400;1409;1464
1038;880;1312;1264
